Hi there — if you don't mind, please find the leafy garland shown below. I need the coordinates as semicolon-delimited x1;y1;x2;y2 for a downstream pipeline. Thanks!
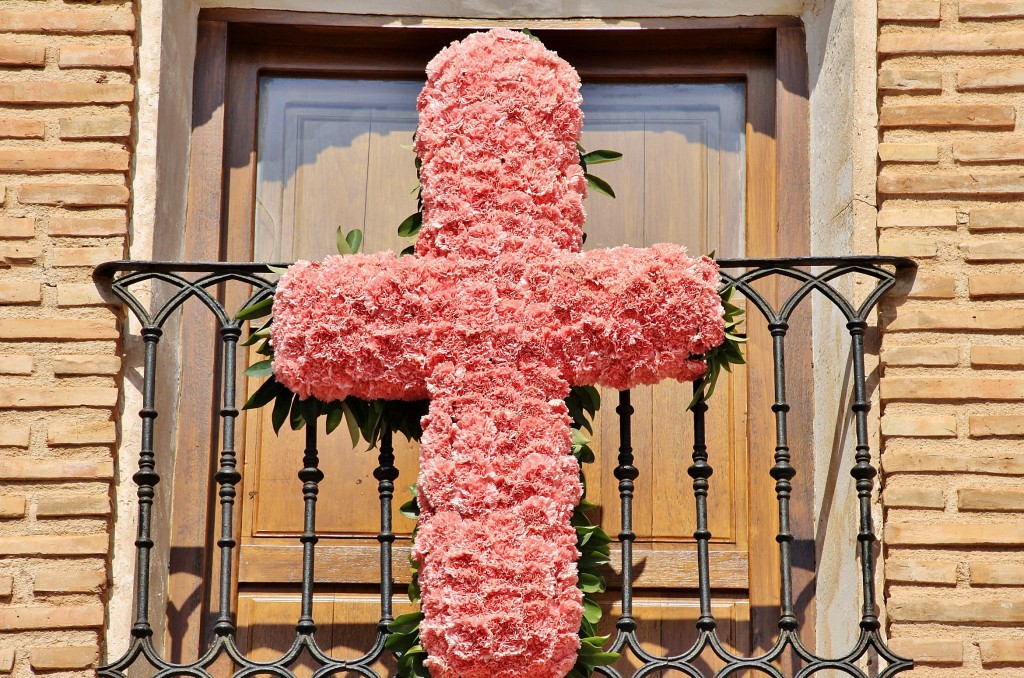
238;87;746;678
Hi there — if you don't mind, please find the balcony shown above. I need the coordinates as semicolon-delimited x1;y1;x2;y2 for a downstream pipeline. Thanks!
95;256;915;678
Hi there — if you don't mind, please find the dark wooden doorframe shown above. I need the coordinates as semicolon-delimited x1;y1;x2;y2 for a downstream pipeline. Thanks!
166;12;811;663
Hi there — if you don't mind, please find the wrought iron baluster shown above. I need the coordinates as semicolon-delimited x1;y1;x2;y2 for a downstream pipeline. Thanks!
131;325;162;639
376;429;398;630
847;319;880;632
688;381;716;633
297;420;324;635
615;390;638;636
214;325;244;636
768;320;798;633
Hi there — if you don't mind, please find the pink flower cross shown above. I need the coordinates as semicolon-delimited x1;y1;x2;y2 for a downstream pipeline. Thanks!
271;29;725;678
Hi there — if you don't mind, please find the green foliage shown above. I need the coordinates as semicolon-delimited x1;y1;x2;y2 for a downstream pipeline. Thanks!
689;283;747;409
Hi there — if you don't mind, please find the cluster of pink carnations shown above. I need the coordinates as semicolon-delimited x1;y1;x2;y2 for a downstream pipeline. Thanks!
271;28;725;678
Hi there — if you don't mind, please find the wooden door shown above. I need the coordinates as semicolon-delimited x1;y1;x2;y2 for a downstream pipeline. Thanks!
234;72;769;674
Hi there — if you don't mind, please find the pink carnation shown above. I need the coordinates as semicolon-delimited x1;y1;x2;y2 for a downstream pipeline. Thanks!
270;28;726;678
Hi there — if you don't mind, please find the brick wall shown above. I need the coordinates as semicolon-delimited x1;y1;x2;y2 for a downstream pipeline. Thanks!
0;1;134;676
878;0;1024;674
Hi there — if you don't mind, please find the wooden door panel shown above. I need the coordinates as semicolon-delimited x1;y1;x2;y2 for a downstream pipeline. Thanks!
238;592;418;675
236;71;770;672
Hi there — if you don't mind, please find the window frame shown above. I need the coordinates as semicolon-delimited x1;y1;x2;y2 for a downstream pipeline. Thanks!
173;10;811;661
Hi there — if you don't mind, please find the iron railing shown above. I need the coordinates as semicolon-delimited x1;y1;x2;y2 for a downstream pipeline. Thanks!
95;256;915;678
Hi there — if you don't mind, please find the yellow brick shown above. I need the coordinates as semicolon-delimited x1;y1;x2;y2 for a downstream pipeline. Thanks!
878;236;938;258
0;355;33;375
0;45;45;67
959;486;1024;509
48;217;126;236
879;0;942;20
53;354;121;375
883;484;947;507
0;243;42;263
882;345;959;366
0;534;107;555
970;207;1024;231
0;427;31;448
888;638;964;664
36;494;110;517
0;216;36;238
0;120;44;139
970;410;1024;432
878;143;940;163
881;415;957;438
962;239;1024;261
0;496;26;518
0;149;128;173
0;282;41;304
58;116;131;139
901;275;956;298
880;30;1024;54
19;183;128;207
0;576;11;596
954;138;1024;163
969;273;1024;297
878;70;943;92
885;450;1024;474
890;594;1024;622
971;344;1024;367
57;284;113;307
0;650;12;673
979;639;1024;665
887;521;1024;545
0;459;112;480
960;1;1024;18
958;66;1024;91
882;377;1024;400
52;247;123;267
28;647;97;671
0;388;117;409
887;308;1024;331
879;172;1024;195
0;318;117;340
0;10;135;34
0;605;103;630
0;82;133;105
970;561;1024;585
886;558;959;584
58;45;134;69
879;104;1015;128
47;420;115;445
33;568;105;593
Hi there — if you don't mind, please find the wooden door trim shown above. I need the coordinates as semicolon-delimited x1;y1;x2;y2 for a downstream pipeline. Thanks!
177;14;811;662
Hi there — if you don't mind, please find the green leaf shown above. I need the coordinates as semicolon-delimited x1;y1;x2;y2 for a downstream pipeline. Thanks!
585;173;615;198
578;572;604;593
520;27;541;41
244;359;273;378
581;149;622;165
409;180;421;195
341;401;361;447
271;389;292;434
582;596;602;624
325;403;344;434
289;393;305;430
400;244;417;257
385;630;419;654
571;429;591;447
346;228;363;254
388;611;424;634
336;226;353;255
399;497;420;520
267;264;289;274
235;296;273;321
574;445;596;464
398;212;423;237
243;376;282;410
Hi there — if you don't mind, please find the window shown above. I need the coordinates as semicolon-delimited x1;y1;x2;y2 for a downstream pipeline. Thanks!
166;14;813;674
